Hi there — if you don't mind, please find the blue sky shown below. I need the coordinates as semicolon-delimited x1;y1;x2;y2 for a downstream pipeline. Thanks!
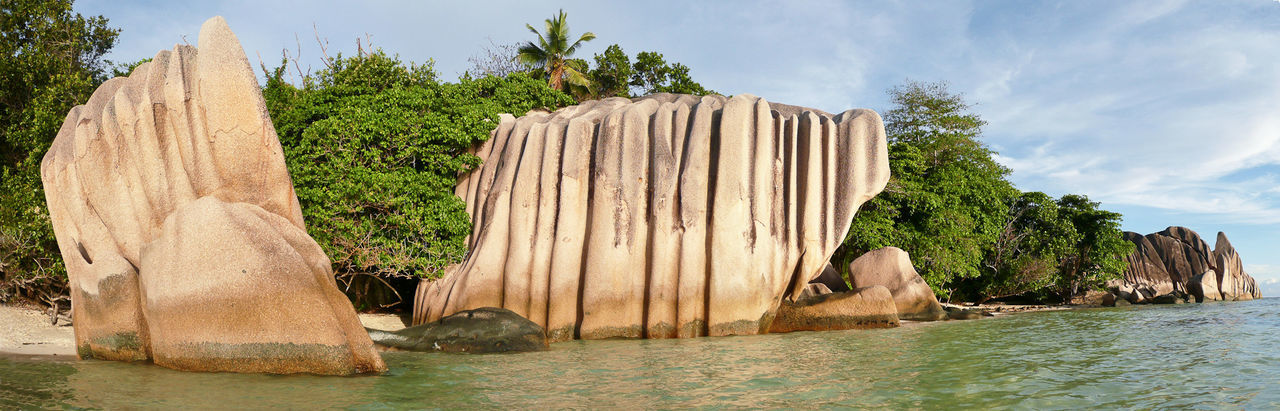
76;0;1280;296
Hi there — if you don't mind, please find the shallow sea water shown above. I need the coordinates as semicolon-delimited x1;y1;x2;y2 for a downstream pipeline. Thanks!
3;298;1279;409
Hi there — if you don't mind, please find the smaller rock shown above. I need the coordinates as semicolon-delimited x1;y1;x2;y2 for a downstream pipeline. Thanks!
799;283;834;300
367;307;547;354
848;247;947;321
809;262;851;292
768;286;899;333
943;306;993;320
1101;293;1117;307
1150;290;1190;305
1114;299;1132;307
1188;270;1221;303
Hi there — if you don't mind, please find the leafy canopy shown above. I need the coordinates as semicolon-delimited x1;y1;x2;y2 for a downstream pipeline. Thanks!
263;49;573;308
0;0;119;305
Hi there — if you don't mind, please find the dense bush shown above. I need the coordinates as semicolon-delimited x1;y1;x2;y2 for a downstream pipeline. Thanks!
262;51;573;308
0;0;118;305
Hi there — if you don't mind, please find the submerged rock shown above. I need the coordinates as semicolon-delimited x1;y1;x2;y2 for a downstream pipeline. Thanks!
368;307;548;354
40;16;384;375
767;286;899;333
848;247;947;321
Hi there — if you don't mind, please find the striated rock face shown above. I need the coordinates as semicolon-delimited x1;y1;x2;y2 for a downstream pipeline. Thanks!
847;247;947;321
1213;233;1259;301
41;17;384;374
414;93;890;341
1117;227;1260;303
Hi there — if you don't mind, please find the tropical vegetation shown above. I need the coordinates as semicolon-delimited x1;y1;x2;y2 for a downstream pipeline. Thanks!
0;6;1130;310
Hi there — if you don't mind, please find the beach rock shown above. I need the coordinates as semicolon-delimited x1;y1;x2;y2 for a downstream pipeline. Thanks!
40;17;384;374
944;306;992;320
847;247;947;321
367;307;548;354
1188;271;1221;303
767;286;899;333
1074;289;1111;306
1117;227;1261;303
1114;299;1131;307
414;93;892;341
799;283;835;300
1101;293;1117;307
1150;293;1185;305
810;262;851;293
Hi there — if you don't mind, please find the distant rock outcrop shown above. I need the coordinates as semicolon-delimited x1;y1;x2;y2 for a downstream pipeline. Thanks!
1115;227;1260;303
40;17;384;374
414;93;891;341
847;247;948;321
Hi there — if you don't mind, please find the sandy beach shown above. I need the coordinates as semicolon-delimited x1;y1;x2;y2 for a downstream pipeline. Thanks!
0;304;412;358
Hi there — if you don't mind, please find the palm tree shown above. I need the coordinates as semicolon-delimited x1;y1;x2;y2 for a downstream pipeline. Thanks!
517;9;596;91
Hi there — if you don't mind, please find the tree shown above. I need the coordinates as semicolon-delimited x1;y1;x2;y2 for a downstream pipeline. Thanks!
263;49;573;309
630;51;713;96
841;80;1017;300
588;44;633;98
1053;194;1132;302
465;39;529;79
970;191;1078;302
0;0;119;305
517;9;595;91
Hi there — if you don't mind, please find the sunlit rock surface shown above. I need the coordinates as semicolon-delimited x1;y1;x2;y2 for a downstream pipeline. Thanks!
41;17;384;375
414;93;890;341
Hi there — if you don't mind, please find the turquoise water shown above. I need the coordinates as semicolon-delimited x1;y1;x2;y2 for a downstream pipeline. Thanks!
4;299;1279;409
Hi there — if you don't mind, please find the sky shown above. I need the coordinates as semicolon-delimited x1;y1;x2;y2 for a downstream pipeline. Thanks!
75;0;1280;296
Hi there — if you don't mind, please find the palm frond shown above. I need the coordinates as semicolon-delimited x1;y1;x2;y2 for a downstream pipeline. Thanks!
563;66;591;87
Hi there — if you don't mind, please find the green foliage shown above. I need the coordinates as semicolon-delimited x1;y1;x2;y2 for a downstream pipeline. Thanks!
630;51;713;96
0;0;118;304
517;9;596;91
588;44;633;98
841;80;1016;299
263;50;573;307
841;80;1131;303
968;191;1078;302
1052;194;1132;301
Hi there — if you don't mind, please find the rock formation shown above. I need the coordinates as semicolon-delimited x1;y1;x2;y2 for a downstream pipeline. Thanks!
1115;227;1260;303
767;286;899;333
40;17;384;374
847;247;948;321
414;93;891;341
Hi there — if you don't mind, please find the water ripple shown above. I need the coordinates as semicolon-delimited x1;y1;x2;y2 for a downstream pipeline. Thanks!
3;299;1280;409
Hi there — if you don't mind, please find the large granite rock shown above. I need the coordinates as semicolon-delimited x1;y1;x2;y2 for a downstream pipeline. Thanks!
368;307;548;353
847;247;947;321
414;94;891;341
1116;227;1261;303
767;286;899;333
40;17;384;375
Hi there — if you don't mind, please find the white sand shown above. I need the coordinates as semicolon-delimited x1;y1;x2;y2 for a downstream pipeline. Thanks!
1;304;411;358
0;304;75;356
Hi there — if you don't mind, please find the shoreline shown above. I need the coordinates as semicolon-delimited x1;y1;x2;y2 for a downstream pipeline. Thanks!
0;301;1085;360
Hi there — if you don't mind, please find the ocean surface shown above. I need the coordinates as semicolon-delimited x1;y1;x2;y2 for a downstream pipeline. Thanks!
3;298;1279;409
